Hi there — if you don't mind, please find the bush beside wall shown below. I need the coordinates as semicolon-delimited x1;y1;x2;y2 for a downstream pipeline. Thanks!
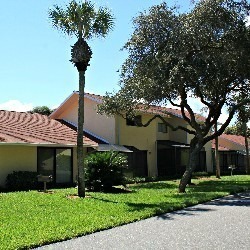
6;171;38;191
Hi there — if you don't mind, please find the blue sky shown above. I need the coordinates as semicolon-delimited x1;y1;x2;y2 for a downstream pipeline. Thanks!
0;0;194;111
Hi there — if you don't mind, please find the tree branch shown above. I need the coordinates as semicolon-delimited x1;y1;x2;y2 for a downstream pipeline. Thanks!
204;99;250;143
135;114;196;134
168;99;182;108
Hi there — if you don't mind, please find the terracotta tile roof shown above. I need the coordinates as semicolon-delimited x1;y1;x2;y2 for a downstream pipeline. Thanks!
83;92;205;121
141;105;205;121
220;134;246;146
0;110;97;146
212;134;248;151
84;92;103;103
211;140;230;151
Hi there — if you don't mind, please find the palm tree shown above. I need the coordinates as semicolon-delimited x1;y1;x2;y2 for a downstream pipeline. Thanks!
48;0;114;197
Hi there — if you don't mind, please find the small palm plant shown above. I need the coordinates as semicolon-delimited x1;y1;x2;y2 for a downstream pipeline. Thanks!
85;151;128;192
49;0;114;197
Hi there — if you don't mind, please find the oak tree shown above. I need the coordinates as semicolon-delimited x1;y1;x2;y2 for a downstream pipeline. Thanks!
99;0;250;192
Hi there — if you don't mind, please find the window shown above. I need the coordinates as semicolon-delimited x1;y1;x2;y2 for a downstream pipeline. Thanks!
37;148;72;183
56;149;72;183
126;115;142;126
158;123;168;133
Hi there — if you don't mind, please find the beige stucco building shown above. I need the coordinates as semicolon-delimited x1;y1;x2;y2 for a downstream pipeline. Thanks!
212;134;249;173
50;92;213;177
0;110;96;188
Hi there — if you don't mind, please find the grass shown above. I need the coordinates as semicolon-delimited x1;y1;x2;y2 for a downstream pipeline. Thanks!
0;175;249;250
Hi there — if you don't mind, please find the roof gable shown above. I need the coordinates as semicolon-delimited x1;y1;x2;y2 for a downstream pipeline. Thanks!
51;91;205;121
212;134;248;151
220;134;247;147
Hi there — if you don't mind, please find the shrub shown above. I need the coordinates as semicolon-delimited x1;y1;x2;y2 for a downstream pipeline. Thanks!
6;171;38;191
85;151;128;191
192;172;210;177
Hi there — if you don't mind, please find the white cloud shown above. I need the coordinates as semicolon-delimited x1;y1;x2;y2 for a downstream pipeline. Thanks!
246;16;250;26
51;104;59;110
0;100;33;112
218;111;230;124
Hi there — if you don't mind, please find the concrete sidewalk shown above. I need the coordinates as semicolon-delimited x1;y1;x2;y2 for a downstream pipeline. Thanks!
36;192;250;250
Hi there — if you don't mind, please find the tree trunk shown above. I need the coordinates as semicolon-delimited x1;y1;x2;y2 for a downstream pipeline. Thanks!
215;122;221;178
77;70;86;198
243;122;250;174
179;140;203;193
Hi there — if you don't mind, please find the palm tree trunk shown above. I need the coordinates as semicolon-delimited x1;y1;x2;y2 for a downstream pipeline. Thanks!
243;122;250;174
215;122;221;178
77;70;86;198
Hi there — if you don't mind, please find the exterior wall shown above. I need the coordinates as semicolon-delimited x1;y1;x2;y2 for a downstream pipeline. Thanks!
0;145;81;188
204;141;213;172
57;96;79;125
0;145;37;187
50;93;79;124
156;117;170;141
116;114;212;177
168;117;188;143
116;114;158;176
54;96;116;144
51;93;215;176
84;98;116;144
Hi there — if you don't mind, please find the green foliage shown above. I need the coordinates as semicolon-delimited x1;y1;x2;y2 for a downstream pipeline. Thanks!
99;0;250;192
124;175;183;184
0;176;249;249
30;106;53;116
48;0;115;40
225;121;250;137
192;171;210;177
85;151;128;191
6;171;38;191
100;0;250;140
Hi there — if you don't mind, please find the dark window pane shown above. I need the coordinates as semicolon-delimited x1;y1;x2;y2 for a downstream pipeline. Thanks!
56;149;72;183
37;148;54;176
158;123;168;133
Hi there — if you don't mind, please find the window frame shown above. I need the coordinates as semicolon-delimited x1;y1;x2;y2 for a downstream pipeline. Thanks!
158;123;168;133
37;147;73;184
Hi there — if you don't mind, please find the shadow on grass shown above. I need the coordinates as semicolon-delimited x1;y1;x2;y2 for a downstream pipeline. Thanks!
124;200;216;220
88;187;135;194
90;179;249;221
131;182;178;190
91;194;215;220
205;192;250;207
189;180;250;193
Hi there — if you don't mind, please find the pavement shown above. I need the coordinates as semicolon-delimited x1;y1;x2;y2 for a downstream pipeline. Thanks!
35;192;250;250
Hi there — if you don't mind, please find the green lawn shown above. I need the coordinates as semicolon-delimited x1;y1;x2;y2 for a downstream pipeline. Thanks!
0;175;249;250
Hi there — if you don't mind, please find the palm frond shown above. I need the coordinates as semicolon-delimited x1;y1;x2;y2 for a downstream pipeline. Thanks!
48;0;114;40
92;7;115;38
48;5;75;36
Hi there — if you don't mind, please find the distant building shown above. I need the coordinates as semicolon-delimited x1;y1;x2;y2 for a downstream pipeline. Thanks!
212;134;249;173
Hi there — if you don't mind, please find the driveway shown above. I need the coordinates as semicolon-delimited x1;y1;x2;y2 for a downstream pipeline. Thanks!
36;192;250;250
